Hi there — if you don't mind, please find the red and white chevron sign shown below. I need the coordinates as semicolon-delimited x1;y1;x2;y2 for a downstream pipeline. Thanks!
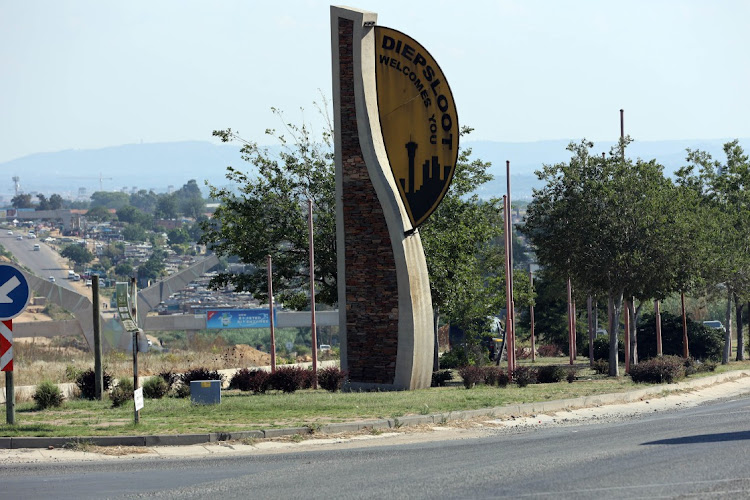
1;320;12;372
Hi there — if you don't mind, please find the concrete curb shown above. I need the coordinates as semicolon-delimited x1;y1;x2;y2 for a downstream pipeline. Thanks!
2;370;747;450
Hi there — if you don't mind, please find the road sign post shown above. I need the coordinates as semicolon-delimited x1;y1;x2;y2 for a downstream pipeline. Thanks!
0;263;32;425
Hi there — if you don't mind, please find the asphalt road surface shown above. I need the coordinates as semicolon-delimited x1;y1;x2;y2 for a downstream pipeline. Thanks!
0;229;78;292
2;395;750;499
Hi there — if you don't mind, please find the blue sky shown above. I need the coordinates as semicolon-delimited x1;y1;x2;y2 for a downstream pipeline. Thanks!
1;0;748;163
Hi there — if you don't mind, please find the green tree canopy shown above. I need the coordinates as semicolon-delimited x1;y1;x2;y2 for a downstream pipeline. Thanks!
90;191;130;210
521;139;691;375
61;244;94;266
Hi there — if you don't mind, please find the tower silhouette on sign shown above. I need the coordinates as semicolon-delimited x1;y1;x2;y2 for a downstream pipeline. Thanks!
398;141;452;225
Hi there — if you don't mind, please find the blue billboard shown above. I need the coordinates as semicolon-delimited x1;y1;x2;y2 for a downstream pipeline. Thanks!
206;309;276;329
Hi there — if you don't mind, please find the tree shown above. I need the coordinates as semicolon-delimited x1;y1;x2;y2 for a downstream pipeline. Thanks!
48;194;64;210
129;189;159;213
61;245;94;266
116;205;153;228
522;139;689;375
167;226;190;245
122;224;147;242
175;180;205;218
201;107;337;307
85;205;112;222
37;194;50;210
115;261;134;278
675;140;750;362
11;194;32;209
154;194;178;219
90;191;130;210
138;249;166;281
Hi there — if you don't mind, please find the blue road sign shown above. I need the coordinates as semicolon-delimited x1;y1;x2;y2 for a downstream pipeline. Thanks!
0;263;31;320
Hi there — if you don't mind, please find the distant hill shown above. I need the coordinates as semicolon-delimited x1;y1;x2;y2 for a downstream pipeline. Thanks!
2;138;749;202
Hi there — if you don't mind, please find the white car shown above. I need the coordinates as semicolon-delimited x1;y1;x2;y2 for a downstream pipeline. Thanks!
48;276;55;282
16;235;22;240
7;230;12;235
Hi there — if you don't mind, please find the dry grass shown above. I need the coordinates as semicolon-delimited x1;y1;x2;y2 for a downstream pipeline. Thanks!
6;340;254;388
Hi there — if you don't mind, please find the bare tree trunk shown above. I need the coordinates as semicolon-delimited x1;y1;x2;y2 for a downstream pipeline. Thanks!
723;289;732;364
608;291;623;376
735;296;744;361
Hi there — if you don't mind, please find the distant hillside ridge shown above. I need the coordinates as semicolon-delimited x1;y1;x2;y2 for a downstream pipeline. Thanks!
2;138;748;201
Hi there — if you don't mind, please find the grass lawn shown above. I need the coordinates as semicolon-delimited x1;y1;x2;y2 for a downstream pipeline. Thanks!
2;359;748;438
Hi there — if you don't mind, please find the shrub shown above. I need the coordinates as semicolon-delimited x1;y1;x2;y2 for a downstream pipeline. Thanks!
592;359;609;374
458;365;485;389
110;377;134;408
591;336;625;361
515;346;532;360
143;376;169;399
75;368;112;400
228;368;254;391
159;370;180;391
439;347;469;369
318;366;348;392
637;312;722;362
269;366;305;393
300;368;317;390
431;370;453;387
567;367;577;383
481;366;503;386
33;380;64;410
536;365;566;384
513;365;537;387
629;355;686;384
537;344;562;357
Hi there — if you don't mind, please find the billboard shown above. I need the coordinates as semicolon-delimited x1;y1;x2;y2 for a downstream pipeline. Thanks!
375;26;459;229
206;309;276;329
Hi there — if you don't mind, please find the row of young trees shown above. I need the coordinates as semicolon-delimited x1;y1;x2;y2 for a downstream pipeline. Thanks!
521;138;750;374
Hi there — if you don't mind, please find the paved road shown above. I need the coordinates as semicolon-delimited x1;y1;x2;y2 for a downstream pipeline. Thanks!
1;395;749;499
0;229;77;291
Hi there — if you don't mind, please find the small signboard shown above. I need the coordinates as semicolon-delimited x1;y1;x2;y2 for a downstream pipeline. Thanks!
206;309;276;329
133;387;144;411
115;282;139;333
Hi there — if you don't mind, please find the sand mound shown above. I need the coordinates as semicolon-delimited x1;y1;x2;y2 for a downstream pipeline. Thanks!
222;344;272;367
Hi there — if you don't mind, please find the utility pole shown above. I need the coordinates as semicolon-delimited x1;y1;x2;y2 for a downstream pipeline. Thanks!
308;199;318;388
267;255;276;373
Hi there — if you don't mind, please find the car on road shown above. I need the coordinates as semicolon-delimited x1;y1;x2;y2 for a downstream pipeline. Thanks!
319;344;332;352
16;235;22;240
703;320;725;330
48;276;55;282
7;230;12;235
33;244;40;251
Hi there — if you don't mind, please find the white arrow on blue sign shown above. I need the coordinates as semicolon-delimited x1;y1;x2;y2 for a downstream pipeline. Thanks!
0;263;31;321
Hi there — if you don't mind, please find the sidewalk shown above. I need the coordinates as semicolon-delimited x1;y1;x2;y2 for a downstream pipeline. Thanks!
1;370;748;462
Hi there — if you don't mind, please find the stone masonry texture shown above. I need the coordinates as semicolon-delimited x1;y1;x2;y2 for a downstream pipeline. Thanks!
339;18;399;384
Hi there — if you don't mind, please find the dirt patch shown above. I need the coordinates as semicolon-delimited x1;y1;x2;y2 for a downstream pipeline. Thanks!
221;345;272;367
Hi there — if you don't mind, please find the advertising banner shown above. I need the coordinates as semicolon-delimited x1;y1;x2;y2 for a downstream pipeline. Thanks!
206;309;276;329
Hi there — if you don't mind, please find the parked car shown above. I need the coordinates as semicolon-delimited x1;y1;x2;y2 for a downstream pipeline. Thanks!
319;344;332;352
703;320;725;330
